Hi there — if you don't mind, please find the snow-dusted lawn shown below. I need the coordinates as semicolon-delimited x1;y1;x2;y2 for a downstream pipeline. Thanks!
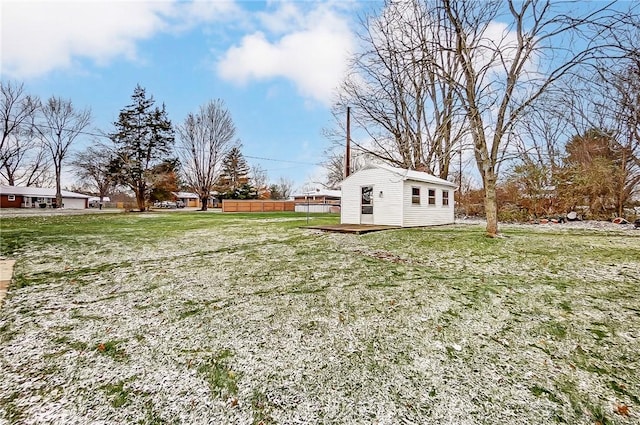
1;212;639;424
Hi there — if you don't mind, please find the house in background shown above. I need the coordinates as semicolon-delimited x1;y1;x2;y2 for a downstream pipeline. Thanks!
292;188;341;205
172;192;200;208
0;185;90;209
340;163;457;227
88;196;111;208
292;188;341;213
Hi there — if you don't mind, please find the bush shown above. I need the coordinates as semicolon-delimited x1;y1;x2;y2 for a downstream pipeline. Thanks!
498;207;530;223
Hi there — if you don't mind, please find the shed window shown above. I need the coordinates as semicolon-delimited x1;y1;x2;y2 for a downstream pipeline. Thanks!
7;195;15;201
442;190;449;206
361;186;373;214
428;189;436;205
411;187;420;204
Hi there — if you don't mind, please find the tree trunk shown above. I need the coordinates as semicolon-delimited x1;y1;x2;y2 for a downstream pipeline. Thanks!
55;164;62;208
484;173;499;237
137;195;146;212
135;185;146;212
200;196;208;211
5;167;14;186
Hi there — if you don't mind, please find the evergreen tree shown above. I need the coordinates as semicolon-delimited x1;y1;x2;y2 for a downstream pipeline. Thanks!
109;85;174;211
216;146;252;198
556;128;629;218
148;158;181;202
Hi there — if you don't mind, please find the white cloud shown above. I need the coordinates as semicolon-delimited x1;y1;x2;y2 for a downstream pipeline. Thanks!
167;0;243;32
1;0;355;104
217;3;355;106
1;1;171;78
0;0;240;79
257;2;305;34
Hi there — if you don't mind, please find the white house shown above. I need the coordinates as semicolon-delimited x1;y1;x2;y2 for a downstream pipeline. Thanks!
0;185;90;209
340;163;457;227
292;188;341;205
292;188;341;213
172;191;200;208
88;196;111;207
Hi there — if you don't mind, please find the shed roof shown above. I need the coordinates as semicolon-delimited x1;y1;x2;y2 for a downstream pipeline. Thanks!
0;185;90;199
342;163;458;188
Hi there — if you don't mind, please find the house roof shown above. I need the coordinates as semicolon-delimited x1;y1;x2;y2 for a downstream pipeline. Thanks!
0;185;90;199
292;188;342;198
172;191;200;199
342;163;458;188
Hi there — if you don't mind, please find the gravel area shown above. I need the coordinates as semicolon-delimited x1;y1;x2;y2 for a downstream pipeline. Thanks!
456;217;639;232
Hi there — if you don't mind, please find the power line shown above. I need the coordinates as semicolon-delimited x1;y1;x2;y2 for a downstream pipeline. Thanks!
7;119;327;168
261;166;304;172
245;155;321;166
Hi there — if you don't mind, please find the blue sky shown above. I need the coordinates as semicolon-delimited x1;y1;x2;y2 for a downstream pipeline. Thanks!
1;0;375;191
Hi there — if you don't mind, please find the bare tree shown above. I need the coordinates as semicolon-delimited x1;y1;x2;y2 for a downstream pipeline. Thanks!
70;143;114;204
37;97;91;207
509;47;640;219
269;177;294;200
0;81;45;185
512;96;572;173
177;99;236;211
333;0;467;178
250;164;269;199
608;64;640;214
1;137;52;186
592;20;640;215
322;150;347;189
575;65;640;216
550;38;640;218
321;146;368;189
437;0;630;236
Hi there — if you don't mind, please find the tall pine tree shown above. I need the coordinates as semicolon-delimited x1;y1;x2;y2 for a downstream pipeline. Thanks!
109;85;174;211
216;146;256;199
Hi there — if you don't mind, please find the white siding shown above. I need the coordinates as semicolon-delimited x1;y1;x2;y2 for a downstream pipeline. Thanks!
402;181;454;226
340;168;404;226
341;166;455;227
296;204;334;213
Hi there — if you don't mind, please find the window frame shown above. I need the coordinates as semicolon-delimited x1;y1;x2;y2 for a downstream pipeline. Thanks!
442;190;449;207
361;186;373;214
427;188;436;206
411;186;421;205
7;195;15;201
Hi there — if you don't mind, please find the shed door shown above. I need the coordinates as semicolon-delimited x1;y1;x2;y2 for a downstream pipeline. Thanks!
360;185;373;224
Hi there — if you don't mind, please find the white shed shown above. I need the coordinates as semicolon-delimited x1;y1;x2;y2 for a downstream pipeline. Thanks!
340;163;457;227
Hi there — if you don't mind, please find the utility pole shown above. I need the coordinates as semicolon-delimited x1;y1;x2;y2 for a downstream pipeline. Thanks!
458;148;463;206
345;106;351;179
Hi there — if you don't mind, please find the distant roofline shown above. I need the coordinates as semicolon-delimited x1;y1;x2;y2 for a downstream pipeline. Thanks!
292;188;342;198
0;185;90;198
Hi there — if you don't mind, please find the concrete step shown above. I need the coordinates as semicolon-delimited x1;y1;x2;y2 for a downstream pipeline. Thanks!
0;259;16;306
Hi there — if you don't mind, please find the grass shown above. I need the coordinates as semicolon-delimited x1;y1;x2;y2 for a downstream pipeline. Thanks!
102;379;134;408
196;347;240;402
0;211;639;424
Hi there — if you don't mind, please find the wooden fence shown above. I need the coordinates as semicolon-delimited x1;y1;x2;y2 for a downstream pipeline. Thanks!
222;200;295;213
